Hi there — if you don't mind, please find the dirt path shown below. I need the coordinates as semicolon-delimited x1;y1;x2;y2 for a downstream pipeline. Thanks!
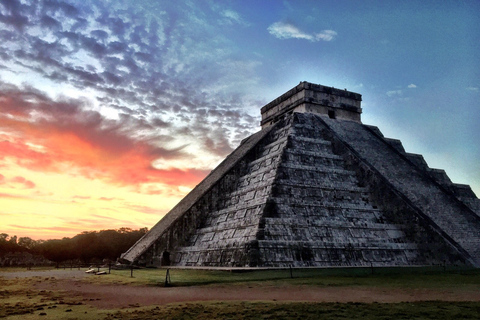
34;280;480;309
4;270;480;309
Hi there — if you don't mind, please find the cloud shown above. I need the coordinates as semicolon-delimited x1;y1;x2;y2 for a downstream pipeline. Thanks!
386;90;403;97
268;22;337;42
0;82;203;188
8;224;82;233
466;87;479;92
11;176;36;189
0;0;260;159
0;174;35;189
408;84;417;88
123;204;166;215
99;197;116;201
0;1;265;197
0;0;30;31
221;9;247;25
315;30;338;41
0;192;26;199
73;195;91;200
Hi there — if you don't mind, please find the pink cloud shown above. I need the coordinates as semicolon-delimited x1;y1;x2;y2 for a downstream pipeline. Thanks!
11;176;36;189
0;192;26;199
123;204;166;215
99;197;116;201
0;83;207;190
72;195;91;200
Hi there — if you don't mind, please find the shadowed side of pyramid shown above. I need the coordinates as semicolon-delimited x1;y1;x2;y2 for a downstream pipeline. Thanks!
319;115;480;266
121;82;480;268
255;112;476;267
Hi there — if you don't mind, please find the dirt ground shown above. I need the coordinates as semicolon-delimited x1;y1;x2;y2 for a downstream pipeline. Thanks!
4;269;480;309
37;280;480;309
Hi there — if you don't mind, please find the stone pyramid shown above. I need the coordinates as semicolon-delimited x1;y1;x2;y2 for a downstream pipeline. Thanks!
121;82;480;268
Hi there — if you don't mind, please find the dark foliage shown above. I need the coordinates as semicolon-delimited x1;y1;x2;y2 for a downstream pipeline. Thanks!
0;228;147;265
0;234;27;256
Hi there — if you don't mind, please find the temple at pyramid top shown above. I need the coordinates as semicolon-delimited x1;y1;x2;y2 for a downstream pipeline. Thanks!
122;82;480;269
261;81;362;128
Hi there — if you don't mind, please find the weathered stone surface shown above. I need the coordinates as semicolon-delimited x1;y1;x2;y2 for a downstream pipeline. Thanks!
261;82;362;128
322;116;480;266
121;82;480;268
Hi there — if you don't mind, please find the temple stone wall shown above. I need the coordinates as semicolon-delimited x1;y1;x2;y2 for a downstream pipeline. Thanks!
261;82;362;127
320;115;480;266
365;126;480;217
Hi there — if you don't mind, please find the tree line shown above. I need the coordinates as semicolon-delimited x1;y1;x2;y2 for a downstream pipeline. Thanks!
0;228;147;267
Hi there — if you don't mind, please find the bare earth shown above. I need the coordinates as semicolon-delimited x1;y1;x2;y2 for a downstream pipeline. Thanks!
3;270;480;309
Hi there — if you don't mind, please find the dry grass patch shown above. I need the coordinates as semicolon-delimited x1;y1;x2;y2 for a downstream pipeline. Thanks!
105;301;480;320
0;277;106;319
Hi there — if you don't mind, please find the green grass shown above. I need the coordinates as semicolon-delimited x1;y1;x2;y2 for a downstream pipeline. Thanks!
0;266;54;272
83;266;480;290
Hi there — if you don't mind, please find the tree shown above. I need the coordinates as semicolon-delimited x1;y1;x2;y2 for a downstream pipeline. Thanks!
18;237;36;250
3;227;148;265
0;234;24;256
36;238;75;267
8;235;17;245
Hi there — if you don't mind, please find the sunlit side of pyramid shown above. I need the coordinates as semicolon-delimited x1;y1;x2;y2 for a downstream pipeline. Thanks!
121;82;480;268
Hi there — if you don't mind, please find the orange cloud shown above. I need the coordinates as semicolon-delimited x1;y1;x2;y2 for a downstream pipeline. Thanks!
11;176;36;189
122;204;167;215
0;192;27;199
0;83;208;191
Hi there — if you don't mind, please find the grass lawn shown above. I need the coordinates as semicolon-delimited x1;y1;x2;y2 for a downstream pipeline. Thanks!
1;266;480;319
85;265;480;290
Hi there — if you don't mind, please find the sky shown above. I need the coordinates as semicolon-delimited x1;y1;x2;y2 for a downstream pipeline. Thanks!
0;0;479;240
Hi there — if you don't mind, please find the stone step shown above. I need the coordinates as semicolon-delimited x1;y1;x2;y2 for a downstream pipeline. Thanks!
277;167;359;186
284;148;342;159
274;182;369;194
263;217;406;230
288;136;333;153
257;240;420;250
272;196;380;212
279;162;356;175
321;115;480;266
289;135;332;145
291;123;329;140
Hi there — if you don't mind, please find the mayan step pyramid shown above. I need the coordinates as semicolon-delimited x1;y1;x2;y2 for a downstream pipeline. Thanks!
121;82;480;268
